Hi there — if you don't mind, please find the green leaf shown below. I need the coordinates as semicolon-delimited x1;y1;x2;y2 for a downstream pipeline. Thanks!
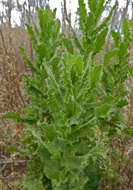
66;17;84;54
75;55;83;75
95;4;116;34
6;145;19;153
95;0;104;22
19;47;40;74
104;49;118;65
63;38;74;54
123;19;130;40
119;42;127;60
85;12;95;35
29;85;45;97
111;30;121;47
37;43;46;57
96;104;112;118
63;157;83;169
125;128;133;135
3;112;36;125
78;0;87;30
16;177;44;190
88;0;96;13
117;99;128;108
44;160;61;180
70;53;83;76
3;112;22;121
39;123;57;141
90;64;103;88
25;24;38;49
93;27;108;55
44;61;63;101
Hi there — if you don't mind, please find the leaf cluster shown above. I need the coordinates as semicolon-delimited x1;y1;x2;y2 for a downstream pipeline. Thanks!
3;1;133;190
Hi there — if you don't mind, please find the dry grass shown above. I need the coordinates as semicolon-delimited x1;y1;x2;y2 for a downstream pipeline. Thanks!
0;26;30;190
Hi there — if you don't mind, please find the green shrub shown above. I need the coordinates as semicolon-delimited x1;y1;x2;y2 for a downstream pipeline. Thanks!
3;1;133;189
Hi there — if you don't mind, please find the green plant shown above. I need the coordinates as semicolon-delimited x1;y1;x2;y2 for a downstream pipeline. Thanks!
3;1;133;190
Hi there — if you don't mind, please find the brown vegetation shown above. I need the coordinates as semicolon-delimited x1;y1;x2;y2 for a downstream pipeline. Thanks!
0;27;29;190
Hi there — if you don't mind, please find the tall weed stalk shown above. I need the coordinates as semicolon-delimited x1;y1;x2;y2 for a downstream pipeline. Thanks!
3;1;133;189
